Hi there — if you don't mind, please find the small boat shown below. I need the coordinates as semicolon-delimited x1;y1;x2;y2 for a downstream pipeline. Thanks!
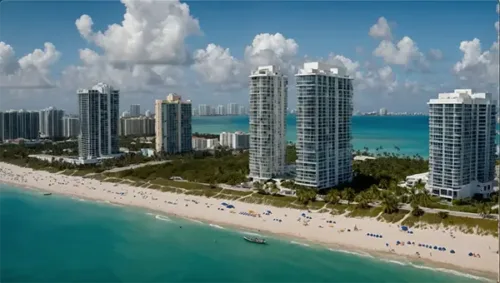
43;193;52;196
243;236;267;244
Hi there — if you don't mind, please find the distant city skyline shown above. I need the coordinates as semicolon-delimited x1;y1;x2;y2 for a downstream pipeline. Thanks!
0;1;497;112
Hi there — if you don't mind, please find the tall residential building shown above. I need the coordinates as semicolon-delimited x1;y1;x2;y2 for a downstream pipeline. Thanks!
130;104;141;117
295;62;353;189
39;107;64;139
248;65;287;180
238;105;247;116
155;94;192;154
216;105;226;116
227;103;239;115
62;115;80;138
0;110;40;141
379;108;388;116
198;104;210;116
77;83;120;160
119;116;155;136
428;89;497;199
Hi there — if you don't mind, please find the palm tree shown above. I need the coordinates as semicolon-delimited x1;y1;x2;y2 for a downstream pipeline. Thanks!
325;189;340;204
367;185;380;200
380;191;399;214
341;187;356;204
355;191;372;209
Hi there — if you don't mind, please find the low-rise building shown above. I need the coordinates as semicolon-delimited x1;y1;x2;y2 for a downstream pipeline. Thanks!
192;137;220;151
219;131;250;150
402;172;429;187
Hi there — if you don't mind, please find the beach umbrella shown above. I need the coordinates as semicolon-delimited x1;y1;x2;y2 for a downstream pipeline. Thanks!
221;202;227;206
450;250;455;254
367;233;370;236
380;235;383;238
396;241;401;244
468;252;473;256
386;243;389;247
301;213;306;217
407;241;411;245
401;226;408;231
418;244;422;247
433;246;438;250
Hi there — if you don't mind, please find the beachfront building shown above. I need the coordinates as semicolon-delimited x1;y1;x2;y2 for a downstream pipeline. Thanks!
155;94;192;154
220;131;250;150
77;83;120;161
119;116;155;136
39;107;64;139
0;110;40;141
248;65;287;181
428;89;497;200
62;115;80;138
294;62;353;189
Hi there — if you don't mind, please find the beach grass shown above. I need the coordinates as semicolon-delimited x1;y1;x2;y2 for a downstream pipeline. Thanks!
378;210;409;223
347;207;383;218
402;214;498;236
328;204;349;215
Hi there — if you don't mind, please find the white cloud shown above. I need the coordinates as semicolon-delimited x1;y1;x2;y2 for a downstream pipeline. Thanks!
373;36;425;67
369;17;392;40
75;0;201;65
453;38;498;87
61;48;182;92
244;33;299;71
192;44;245;88
193;33;299;88
0;42;61;89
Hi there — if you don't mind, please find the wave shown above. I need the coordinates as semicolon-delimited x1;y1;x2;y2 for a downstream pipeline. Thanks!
290;241;310;247
380;258;408;266
330;248;374;258
155;215;171;222
241;231;262;237
145;212;155;216
189;219;204;224
209;224;225;229
409;263;491;282
339;251;490;281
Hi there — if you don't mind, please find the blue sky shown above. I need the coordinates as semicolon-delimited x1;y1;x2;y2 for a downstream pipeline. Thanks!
0;0;498;113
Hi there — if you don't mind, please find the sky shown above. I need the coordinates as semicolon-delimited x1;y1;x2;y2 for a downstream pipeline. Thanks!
0;0;498;114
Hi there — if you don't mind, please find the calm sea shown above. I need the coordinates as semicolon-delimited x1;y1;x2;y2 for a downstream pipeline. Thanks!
0;185;487;283
193;116;430;157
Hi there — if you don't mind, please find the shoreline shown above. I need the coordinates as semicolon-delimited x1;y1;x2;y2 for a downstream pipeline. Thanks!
0;163;497;281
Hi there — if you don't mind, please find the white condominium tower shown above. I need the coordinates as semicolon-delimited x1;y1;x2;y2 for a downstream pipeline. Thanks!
295;62;353;189
428;89;496;200
249;65;287;180
77;83;120;160
155;94;192;154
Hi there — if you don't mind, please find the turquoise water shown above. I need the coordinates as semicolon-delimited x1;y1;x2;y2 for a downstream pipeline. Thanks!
193;116;430;157
0;185;486;283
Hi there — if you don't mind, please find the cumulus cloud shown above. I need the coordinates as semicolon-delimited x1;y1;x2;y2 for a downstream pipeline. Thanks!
373;36;428;69
0;42;61;89
244;33;299;71
369;17;392;40
192;44;245;88
193;33;299;88
75;0;200;65
453;38;498;87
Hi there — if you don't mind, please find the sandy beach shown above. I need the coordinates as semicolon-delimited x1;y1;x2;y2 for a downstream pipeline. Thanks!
0;162;498;280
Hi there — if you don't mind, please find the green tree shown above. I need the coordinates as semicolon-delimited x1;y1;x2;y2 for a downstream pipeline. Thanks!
341;187;356;204
380;191;399;214
324;189;340;205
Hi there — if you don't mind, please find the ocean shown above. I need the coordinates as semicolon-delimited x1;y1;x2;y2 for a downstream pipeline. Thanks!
193;116;430;157
0;185;487;283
